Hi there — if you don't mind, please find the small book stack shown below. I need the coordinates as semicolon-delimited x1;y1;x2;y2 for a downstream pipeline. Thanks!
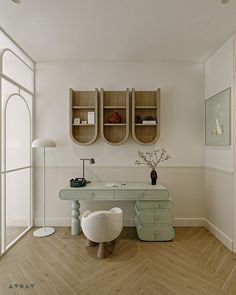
142;120;156;125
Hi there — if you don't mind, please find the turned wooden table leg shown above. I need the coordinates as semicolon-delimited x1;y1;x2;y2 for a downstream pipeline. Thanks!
97;242;106;258
71;201;81;235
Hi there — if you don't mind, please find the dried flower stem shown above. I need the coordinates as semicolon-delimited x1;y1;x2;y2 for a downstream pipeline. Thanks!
135;148;170;170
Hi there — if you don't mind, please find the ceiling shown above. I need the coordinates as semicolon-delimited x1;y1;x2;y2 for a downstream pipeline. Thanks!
0;0;236;63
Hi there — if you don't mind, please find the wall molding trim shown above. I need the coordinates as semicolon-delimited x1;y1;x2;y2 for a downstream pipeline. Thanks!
205;166;234;175
34;165;205;169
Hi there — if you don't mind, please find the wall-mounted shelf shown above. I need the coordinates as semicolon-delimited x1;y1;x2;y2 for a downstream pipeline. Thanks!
72;124;95;126
104;106;126;109
104;123;126;126
72;106;96;109
100;89;130;145
69;89;99;145
135;124;158;126
132;89;160;145
135;106;157;109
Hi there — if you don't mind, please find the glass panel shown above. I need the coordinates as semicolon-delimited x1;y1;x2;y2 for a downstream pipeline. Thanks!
6;168;30;247
2;50;34;92
0;30;34;252
1;175;4;254
6;94;31;171
1;78;18;106
1;79;18;172
19;90;33;115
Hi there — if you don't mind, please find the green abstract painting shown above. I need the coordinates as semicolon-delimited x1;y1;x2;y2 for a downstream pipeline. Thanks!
205;88;231;146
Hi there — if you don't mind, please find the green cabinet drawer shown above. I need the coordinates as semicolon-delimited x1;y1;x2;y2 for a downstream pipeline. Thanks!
136;224;175;241
115;190;144;200
66;190;114;200
135;208;173;225
136;200;173;210
59;189;114;200
115;190;168;200
90;190;115;200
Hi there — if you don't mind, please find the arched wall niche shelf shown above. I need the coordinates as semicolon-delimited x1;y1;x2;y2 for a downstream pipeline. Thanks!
69;88;160;146
100;88;130;145
69;88;99;145
132;88;160;145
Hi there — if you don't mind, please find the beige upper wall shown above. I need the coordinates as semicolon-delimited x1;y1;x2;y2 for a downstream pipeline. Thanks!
35;62;204;167
34;62;205;224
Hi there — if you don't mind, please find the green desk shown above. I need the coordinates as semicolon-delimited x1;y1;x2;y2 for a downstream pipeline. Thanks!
59;182;174;241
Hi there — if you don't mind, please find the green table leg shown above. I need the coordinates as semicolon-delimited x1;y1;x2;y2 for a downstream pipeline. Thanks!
71;201;81;235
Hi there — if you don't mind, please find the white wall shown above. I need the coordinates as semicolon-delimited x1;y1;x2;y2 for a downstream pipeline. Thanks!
35;62;205;226
204;37;235;249
205;38;234;171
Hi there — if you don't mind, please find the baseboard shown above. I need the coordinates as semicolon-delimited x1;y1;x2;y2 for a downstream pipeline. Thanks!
34;218;135;227
34;217;233;251
35;218;206;227
204;219;233;251
34;218;71;227
174;218;205;226
35;217;205;227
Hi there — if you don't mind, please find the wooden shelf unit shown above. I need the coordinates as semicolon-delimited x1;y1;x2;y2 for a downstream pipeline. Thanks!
132;89;160;145
72;106;95;109
69;88;99;145
100;89;130;145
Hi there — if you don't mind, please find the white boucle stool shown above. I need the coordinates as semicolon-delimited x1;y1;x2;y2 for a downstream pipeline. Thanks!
81;207;123;258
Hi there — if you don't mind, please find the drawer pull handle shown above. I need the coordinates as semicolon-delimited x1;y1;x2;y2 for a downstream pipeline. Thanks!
154;216;160;220
139;193;144;198
89;192;94;198
154;230;158;235
154;203;159;208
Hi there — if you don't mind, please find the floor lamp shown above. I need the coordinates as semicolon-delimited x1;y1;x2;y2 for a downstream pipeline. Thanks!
32;138;56;237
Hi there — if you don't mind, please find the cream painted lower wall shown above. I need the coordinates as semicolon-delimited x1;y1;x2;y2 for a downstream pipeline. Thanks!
34;166;205;226
204;168;233;240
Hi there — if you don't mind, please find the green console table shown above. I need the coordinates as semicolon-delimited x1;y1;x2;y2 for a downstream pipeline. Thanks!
59;182;174;241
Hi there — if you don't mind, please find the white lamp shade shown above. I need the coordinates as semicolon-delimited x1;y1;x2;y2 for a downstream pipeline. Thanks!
32;138;56;148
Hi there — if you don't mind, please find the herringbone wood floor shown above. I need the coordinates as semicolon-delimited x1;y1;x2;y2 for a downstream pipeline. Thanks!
0;227;236;295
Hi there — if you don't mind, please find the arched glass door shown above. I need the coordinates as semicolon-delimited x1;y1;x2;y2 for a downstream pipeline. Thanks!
0;39;34;253
4;94;31;247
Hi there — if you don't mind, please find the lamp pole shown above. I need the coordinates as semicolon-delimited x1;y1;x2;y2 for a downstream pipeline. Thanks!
32;138;56;237
80;158;95;183
43;146;45;230
82;159;85;179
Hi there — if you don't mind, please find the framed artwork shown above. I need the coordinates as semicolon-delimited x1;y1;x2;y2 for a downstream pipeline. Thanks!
205;87;231;146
